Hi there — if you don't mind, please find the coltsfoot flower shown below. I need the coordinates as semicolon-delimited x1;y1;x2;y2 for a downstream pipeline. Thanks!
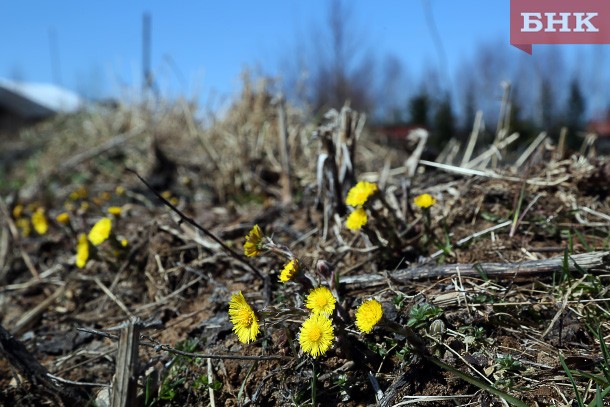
12;204;24;218
56;212;71;225
413;193;436;209
31;208;49;235
355;299;383;334
16;218;31;237
299;314;334;357
345;207;367;231
279;259;299;283
244;224;264;257
107;206;122;216
305;287;336;316
228;291;260;344
346;181;378;207
88;218;112;246
76;233;89;269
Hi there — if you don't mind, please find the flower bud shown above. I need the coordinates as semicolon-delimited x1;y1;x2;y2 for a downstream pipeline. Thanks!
429;319;446;336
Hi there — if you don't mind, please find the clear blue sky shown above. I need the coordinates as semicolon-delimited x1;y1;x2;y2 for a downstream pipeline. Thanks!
2;1;608;115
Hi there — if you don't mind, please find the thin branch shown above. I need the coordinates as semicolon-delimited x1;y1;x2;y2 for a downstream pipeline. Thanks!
77;327;288;361
125;168;264;281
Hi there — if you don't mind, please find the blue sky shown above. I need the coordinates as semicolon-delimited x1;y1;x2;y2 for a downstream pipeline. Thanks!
2;1;608;116
1;2;507;94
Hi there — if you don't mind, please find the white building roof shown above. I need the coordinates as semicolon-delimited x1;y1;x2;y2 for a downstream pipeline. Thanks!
0;78;83;119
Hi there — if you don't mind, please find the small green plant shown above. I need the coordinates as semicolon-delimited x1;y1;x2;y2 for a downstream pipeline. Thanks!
149;338;206;405
407;303;442;330
496;355;523;373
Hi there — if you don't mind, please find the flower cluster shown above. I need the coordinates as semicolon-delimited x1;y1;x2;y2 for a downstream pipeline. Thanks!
345;181;378;207
345;181;378;231
75;214;131;268
229;225;390;359
11;203;49;237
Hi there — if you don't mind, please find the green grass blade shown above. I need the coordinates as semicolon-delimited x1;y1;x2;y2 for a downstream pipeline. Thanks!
560;353;585;407
573;229;593;252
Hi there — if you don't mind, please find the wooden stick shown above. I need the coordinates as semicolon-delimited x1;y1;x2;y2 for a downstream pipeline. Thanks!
461;110;482;166
111;321;140;407
555;127;567;161
514;132;547;169
340;251;610;287
0;196;40;280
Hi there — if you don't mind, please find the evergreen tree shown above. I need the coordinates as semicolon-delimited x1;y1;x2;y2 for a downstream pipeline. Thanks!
538;78;555;131
434;92;455;141
409;93;430;127
565;77;586;134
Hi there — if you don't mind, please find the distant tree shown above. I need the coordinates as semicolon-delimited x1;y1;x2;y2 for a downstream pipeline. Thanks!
538;78;556;132
462;81;477;134
408;92;430;127
565;77;586;134
375;54;411;123
509;87;537;142
291;0;377;114
433;92;455;141
279;0;417;118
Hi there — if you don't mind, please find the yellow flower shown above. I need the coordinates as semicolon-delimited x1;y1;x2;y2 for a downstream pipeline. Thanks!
228;291;260;344
88;218;112;246
346;181;378;207
299;314;334;358
345;207;367;231
69;186;88;201
413;193;436;209
107;206;122;216
16;218;31;237
279;259;299;283
305;287;336;316
76;233;89;268
12;204;24;218
120;238;128;247
244;224;265;257
56;212;70;224
115;186;125;196
31;208;49;235
355;299;383;334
